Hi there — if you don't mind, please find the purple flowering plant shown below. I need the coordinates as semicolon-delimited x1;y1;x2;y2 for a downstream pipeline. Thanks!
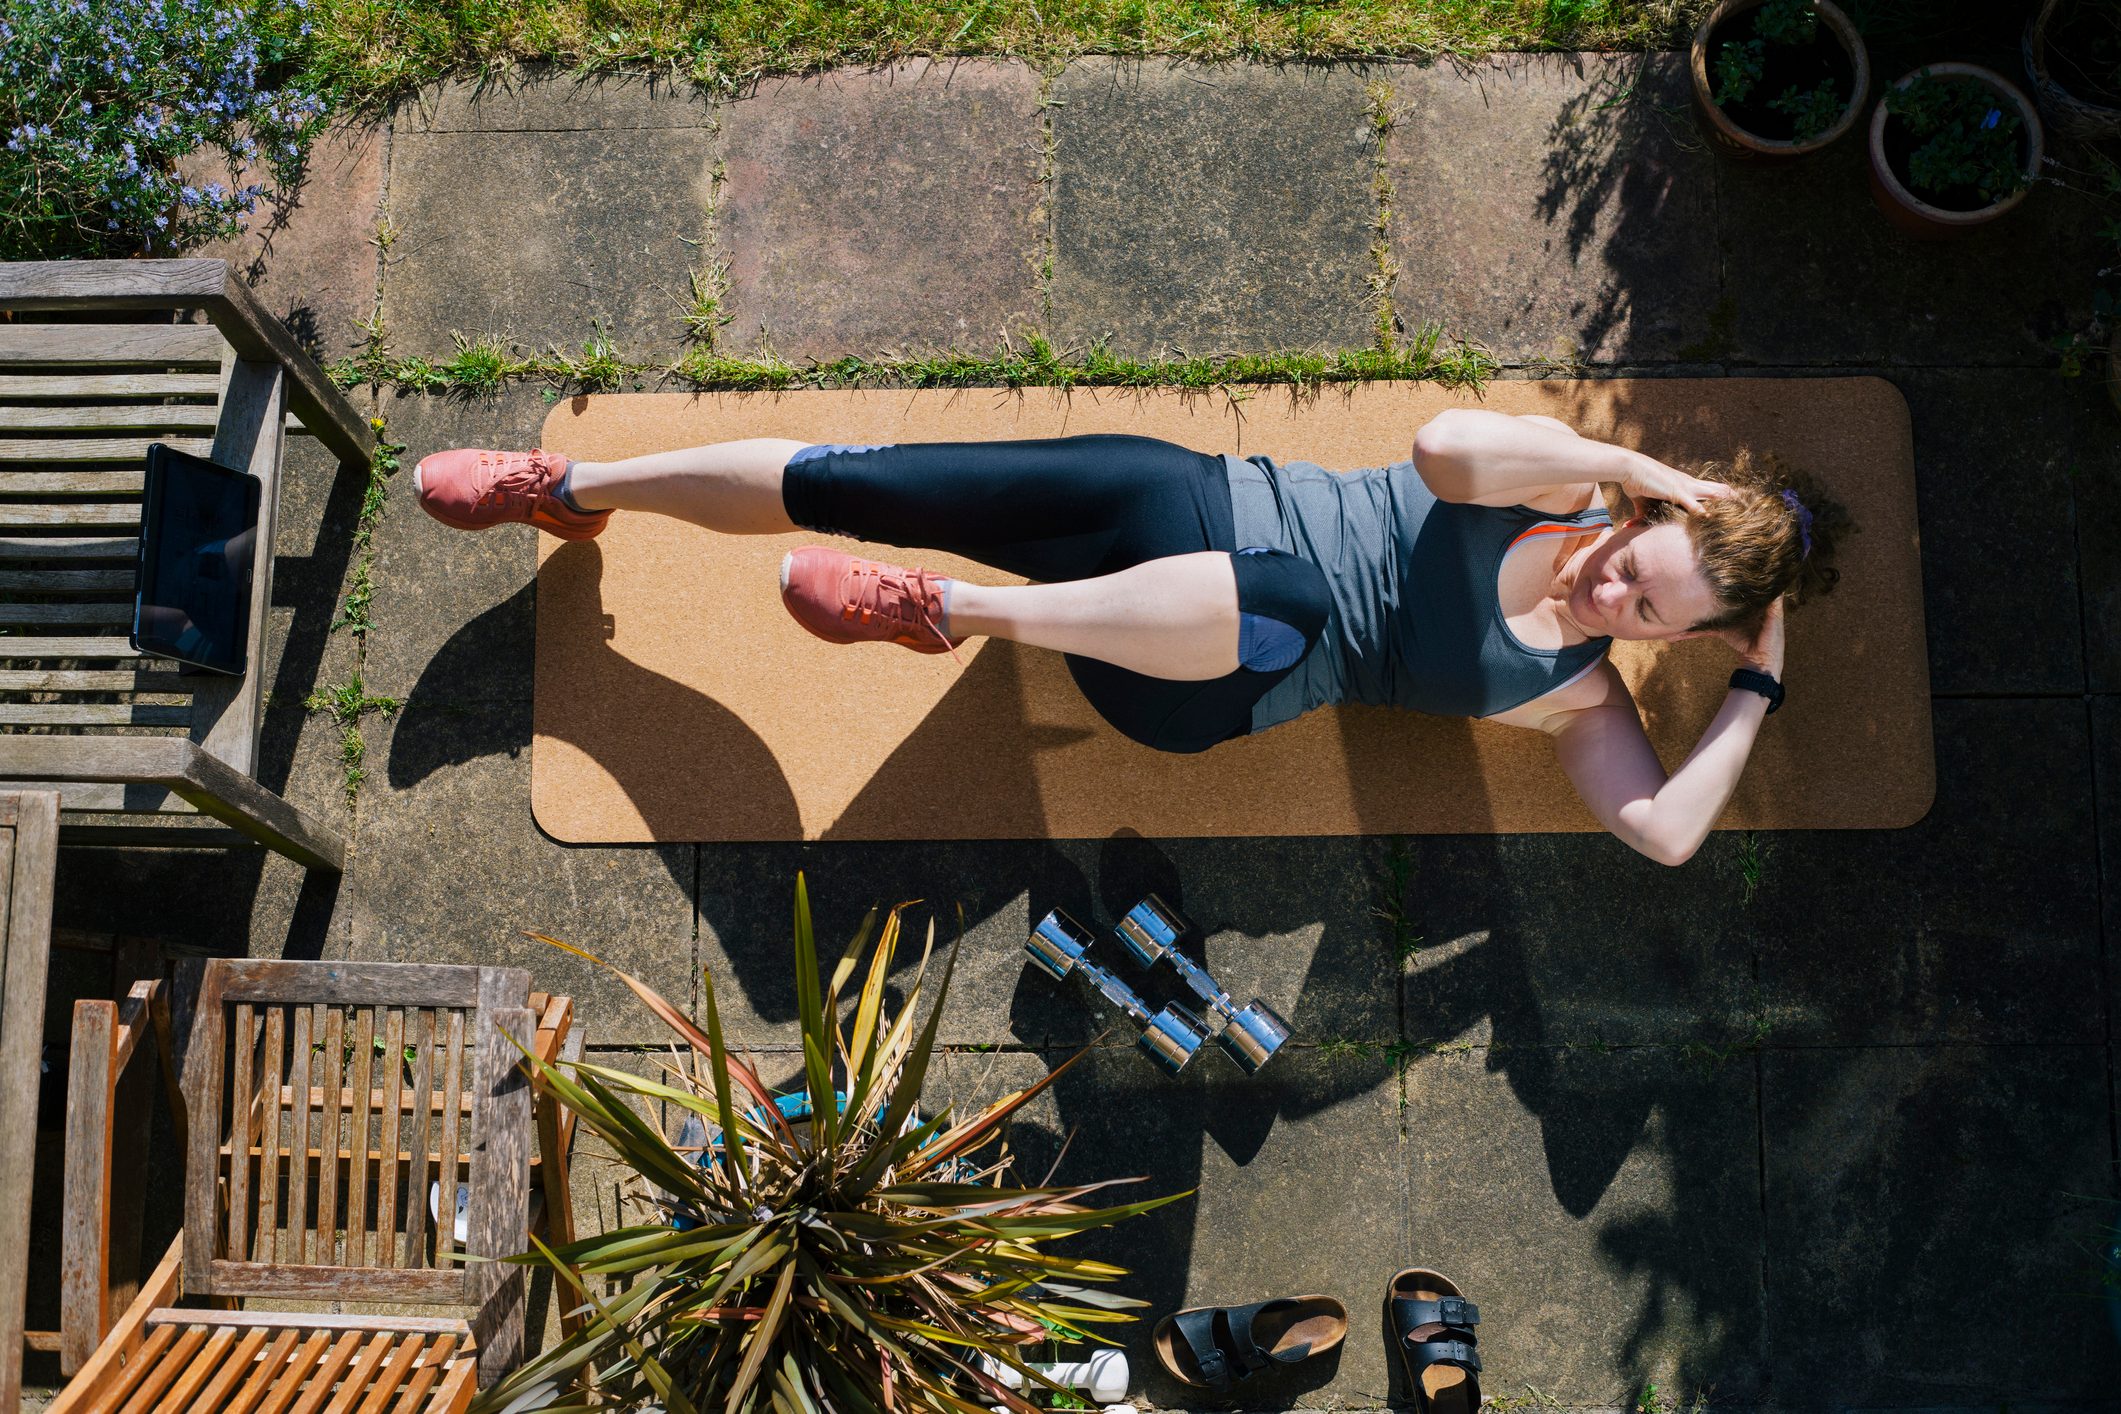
1;0;326;258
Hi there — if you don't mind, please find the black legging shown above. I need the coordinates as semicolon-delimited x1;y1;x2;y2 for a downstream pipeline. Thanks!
779;435;1331;753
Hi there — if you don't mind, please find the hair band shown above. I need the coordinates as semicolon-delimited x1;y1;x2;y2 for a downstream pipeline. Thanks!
1780;488;1814;558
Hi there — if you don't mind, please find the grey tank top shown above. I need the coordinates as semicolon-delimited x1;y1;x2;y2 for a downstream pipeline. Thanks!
1223;453;1613;730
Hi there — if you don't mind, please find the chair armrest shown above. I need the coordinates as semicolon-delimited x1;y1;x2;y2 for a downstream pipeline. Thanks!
60;982;177;1372
0;259;374;469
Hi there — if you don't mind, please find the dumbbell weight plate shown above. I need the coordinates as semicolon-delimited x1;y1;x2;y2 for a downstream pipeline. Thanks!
1027;908;1096;980
1138;1002;1209;1074
1215;999;1291;1074
1115;893;1187;968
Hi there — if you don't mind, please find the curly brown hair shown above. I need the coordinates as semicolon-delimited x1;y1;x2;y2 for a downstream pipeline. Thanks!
1611;450;1853;632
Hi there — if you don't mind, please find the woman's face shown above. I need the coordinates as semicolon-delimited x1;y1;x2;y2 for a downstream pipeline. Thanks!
1569;520;1721;642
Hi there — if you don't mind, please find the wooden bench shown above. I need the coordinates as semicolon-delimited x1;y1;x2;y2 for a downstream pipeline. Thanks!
0;260;375;872
50;959;581;1411
0;791;57;1412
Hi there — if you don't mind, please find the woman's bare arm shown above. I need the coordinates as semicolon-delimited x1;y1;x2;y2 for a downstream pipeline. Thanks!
1412;409;1727;511
1536;681;1769;866
1496;600;1787;866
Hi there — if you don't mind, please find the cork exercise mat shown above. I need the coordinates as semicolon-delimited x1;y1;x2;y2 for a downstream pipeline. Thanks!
533;379;1931;842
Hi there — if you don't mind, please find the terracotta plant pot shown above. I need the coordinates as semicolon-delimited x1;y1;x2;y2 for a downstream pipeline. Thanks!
1690;0;1870;159
1866;63;2045;239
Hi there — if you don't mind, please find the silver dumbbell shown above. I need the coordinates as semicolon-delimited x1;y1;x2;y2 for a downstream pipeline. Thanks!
1027;908;1207;1074
1115;894;1290;1074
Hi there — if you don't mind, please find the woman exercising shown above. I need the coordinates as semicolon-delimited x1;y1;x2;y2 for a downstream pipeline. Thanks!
415;415;1841;866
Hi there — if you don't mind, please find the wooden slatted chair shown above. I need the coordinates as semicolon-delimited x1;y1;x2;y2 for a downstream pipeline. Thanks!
0;260;375;871
51;959;582;1412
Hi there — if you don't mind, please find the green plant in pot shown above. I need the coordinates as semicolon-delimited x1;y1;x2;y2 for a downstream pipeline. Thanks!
475;877;1183;1413
1866;64;2045;238
1690;0;1871;158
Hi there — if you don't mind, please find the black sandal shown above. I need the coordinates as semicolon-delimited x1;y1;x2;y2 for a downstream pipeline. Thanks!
1152;1295;1348;1392
1387;1268;1482;1414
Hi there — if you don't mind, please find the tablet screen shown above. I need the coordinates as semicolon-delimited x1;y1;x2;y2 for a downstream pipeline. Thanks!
131;443;261;676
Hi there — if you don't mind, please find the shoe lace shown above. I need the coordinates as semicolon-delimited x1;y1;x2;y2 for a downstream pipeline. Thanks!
479;452;556;506
846;562;965;666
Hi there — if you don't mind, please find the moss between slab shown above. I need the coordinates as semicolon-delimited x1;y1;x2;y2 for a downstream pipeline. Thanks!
304;419;406;805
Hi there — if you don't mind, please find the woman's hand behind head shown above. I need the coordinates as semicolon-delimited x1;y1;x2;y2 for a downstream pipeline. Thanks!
1617;453;1735;515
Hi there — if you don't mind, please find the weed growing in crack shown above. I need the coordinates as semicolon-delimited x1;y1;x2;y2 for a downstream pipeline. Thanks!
1373;834;1423;962
304;674;402;804
1736;829;1770;906
1365;77;1402;352
304;421;403;805
681;262;732;349
439;331;521;392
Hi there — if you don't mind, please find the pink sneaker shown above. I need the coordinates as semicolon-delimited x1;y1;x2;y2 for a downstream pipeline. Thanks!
780;547;965;662
412;448;610;540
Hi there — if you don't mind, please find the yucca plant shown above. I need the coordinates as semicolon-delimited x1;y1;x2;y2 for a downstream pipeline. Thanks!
479;874;1182;1413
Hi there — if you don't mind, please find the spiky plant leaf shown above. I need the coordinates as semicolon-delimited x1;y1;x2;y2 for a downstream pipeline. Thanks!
477;874;1187;1413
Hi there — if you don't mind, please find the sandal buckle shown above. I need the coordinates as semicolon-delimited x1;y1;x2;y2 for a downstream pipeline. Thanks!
1439;1296;1478;1326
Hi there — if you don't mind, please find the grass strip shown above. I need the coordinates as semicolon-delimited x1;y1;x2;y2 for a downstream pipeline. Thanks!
331;327;1502;397
299;0;1706;111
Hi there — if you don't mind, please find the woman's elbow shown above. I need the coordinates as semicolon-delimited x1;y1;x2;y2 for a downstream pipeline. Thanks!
1613;807;1699;867
1648;840;1699;868
1411;410;1468;465
1411;413;1473;495
1628;830;1700;868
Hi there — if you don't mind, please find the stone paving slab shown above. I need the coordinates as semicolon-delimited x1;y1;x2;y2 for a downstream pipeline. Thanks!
696;841;1051;1051
385;126;714;360
1718;138;1903;369
1894;368;2087;697
1722;136;2103;369
2098;696;2120;1026
2073;388;2121;695
1752;697;2099;1045
1406;1044;1763;1405
363;387;549;705
1048;59;1377;358
935;1045;1406;1406
717;60;1043;361
699;834;1402;1053
343;705;697;1038
1761;1044;2121;1404
1402;834;1760;1050
1389;54;1720;365
184;121;387;365
403;69;716;133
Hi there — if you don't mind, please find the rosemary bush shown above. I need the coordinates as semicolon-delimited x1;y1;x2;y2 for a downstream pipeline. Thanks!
0;0;325;259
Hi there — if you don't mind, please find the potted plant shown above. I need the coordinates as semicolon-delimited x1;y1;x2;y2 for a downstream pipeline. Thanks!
477;877;1183;1413
1867;64;2046;238
2025;0;2121;142
1690;0;1871;159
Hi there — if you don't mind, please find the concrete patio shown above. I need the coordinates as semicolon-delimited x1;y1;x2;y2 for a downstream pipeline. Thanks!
34;42;2121;1412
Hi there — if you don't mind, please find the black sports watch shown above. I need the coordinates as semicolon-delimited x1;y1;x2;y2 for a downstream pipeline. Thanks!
1729;667;1784;715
